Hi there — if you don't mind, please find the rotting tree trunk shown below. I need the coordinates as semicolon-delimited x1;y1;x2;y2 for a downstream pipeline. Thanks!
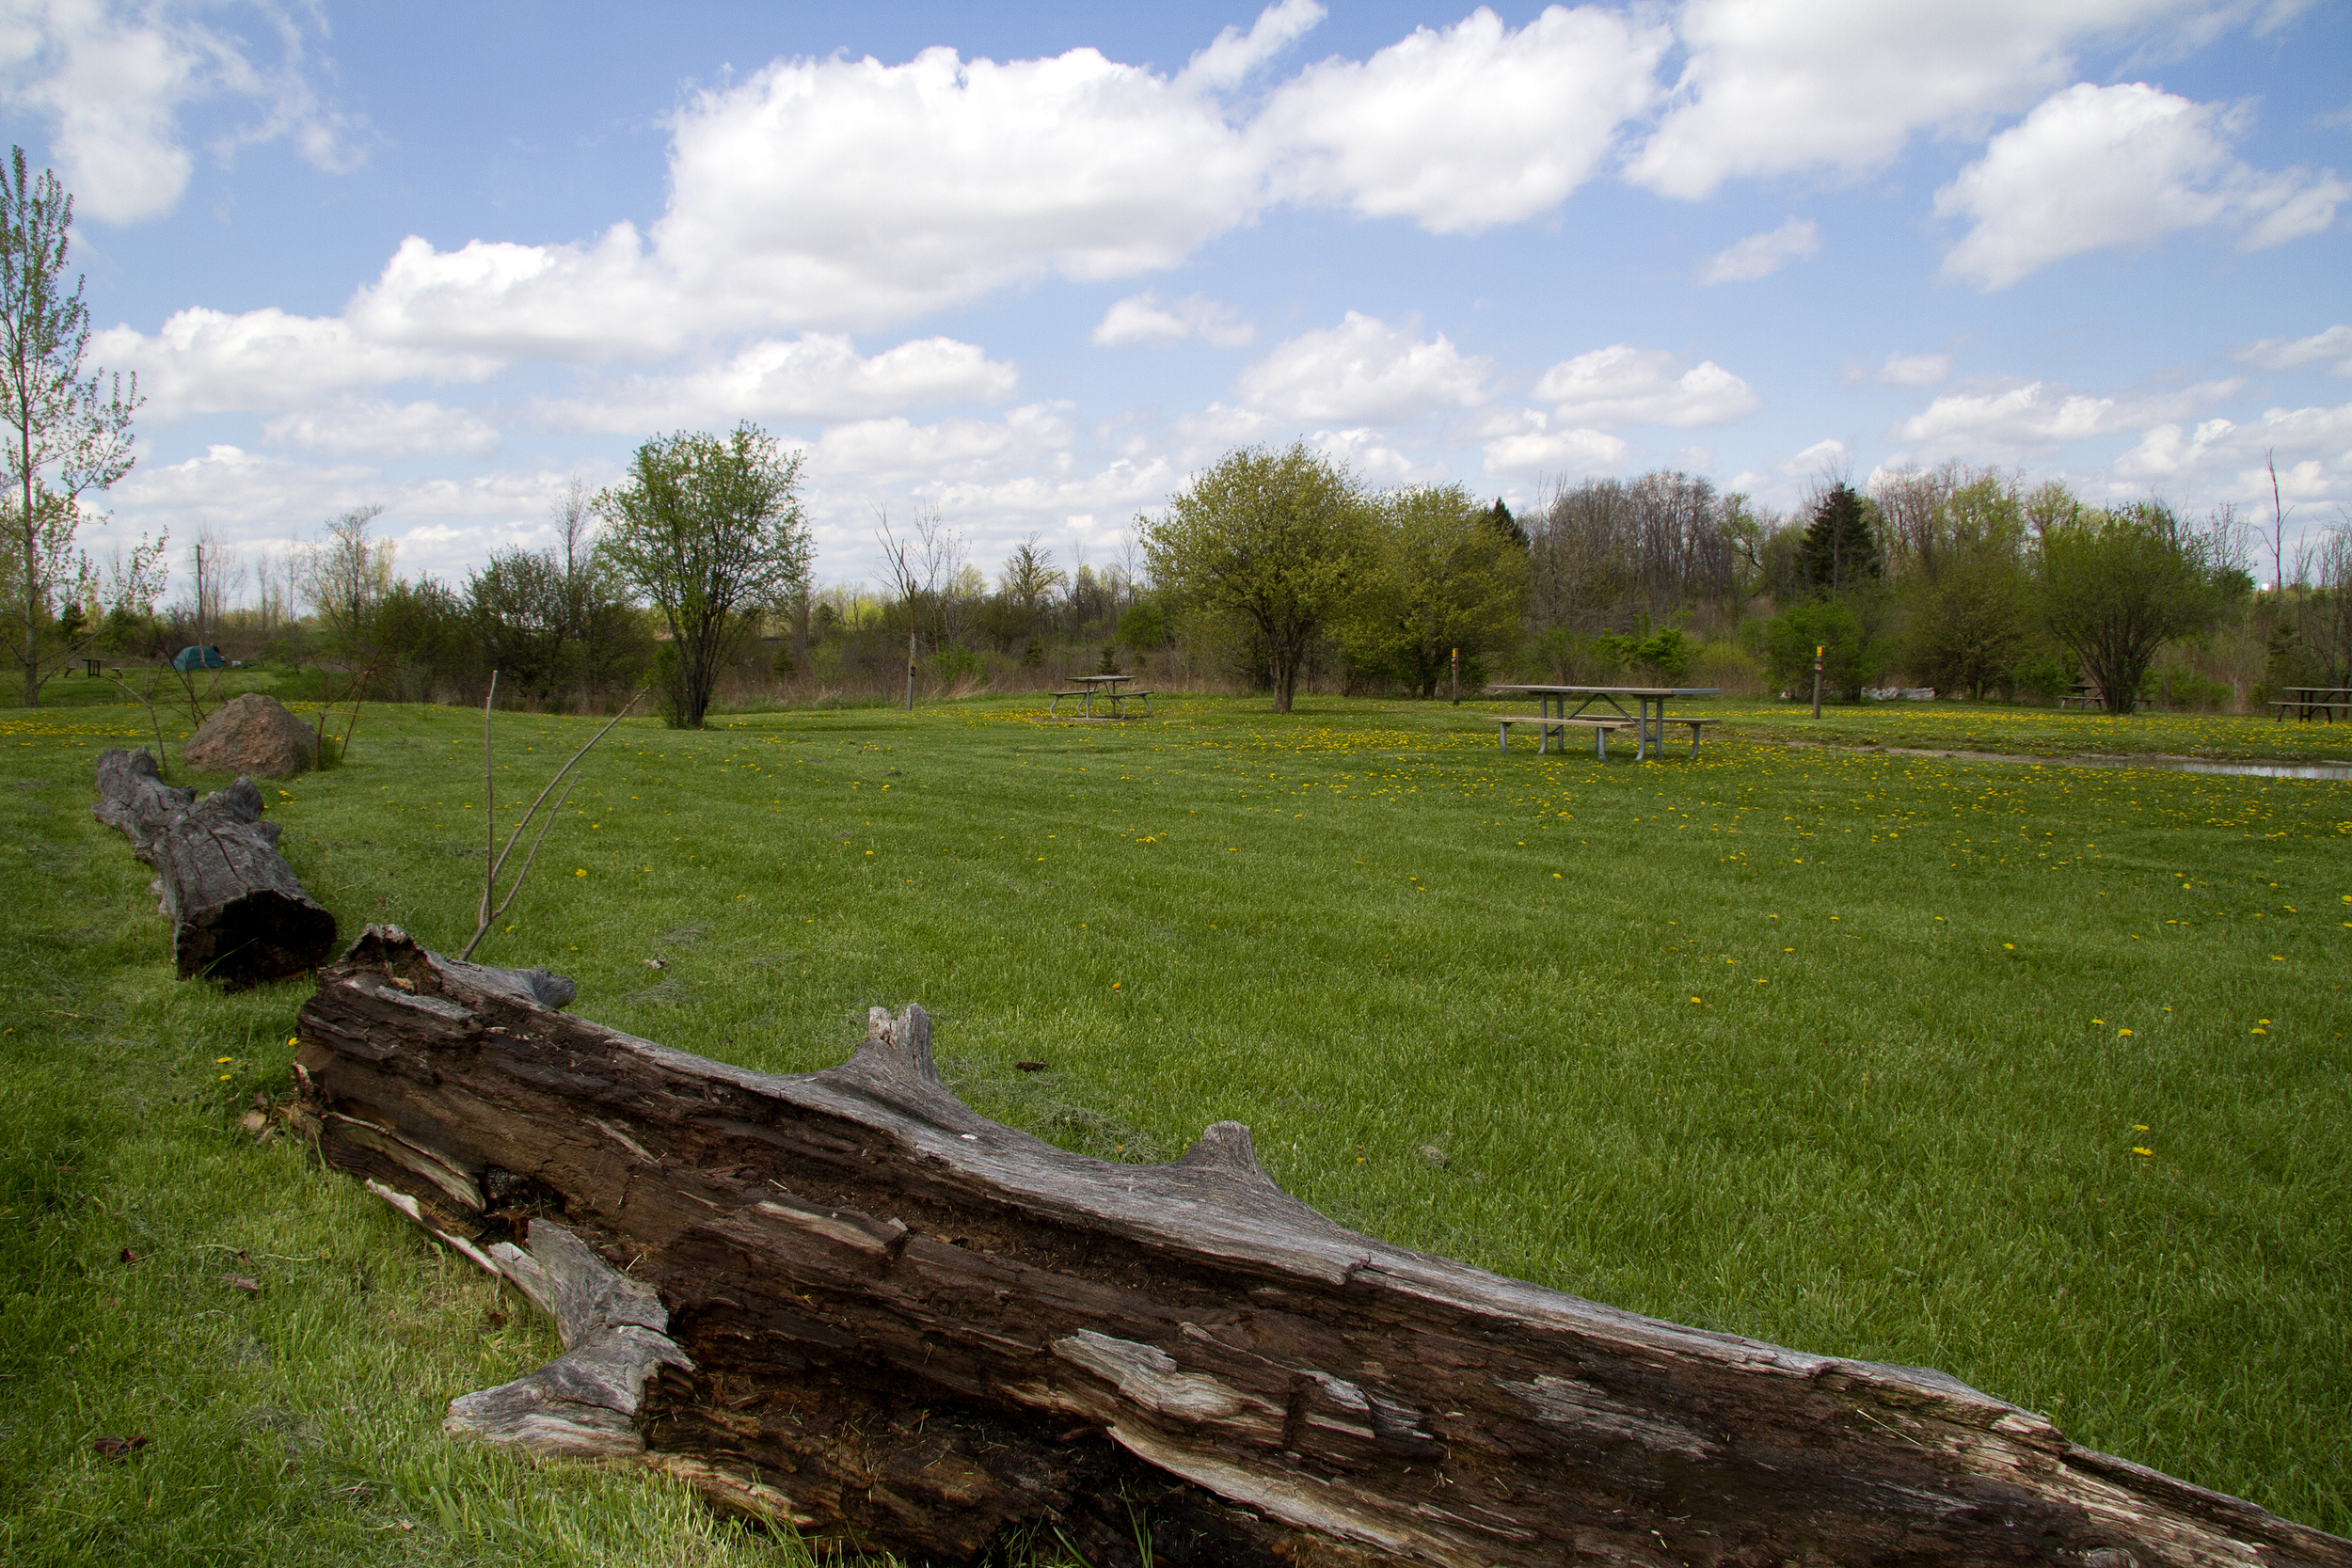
93;746;338;987
296;927;2350;1568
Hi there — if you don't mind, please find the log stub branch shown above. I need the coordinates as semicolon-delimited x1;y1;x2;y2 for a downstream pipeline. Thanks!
296;927;2351;1568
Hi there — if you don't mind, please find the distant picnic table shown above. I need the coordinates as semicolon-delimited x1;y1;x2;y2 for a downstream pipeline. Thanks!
2272;685;2351;722
1484;685;1721;761
1047;673;1152;721
2058;681;2148;711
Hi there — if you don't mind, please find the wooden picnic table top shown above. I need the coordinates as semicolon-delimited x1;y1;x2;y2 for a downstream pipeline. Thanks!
1073;673;1133;685
1486;684;1721;697
2280;685;2352;696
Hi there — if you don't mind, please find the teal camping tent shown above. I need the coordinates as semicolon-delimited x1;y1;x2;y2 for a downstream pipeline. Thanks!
172;645;227;673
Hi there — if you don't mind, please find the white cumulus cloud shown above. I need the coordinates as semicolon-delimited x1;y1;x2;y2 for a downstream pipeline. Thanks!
809;404;1074;485
90;306;501;419
1534;345;1762;427
0;0;363;224
1481;424;1629;478
1697;217;1821;283
262;400;501;459
2237;325;2352;374
2113;400;2352;504
1233;312;1493;424
1091;293;1255;349
1176;0;1326;91
545;335;1019;434
1936;82;2348;289
1851;352;1957;387
1629;0;2215;199
1897;375;2240;455
1257;4;1668;233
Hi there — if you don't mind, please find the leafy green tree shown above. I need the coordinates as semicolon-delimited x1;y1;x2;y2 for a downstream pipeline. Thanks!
1801;483;1880;594
597;423;809;729
1485;498;1529;549
1899;474;2033;699
1340;483;1527;696
1141;442;1370;713
373;577;480;699
1766;598;1889;700
2;147;139;705
1114;598;1168;654
300;503;395;656
997;535;1066;643
2038;501;2231;713
1906;550;2032;699
468;485;651;705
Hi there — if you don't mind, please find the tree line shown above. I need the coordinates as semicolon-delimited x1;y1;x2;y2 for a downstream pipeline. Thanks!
8;136;2344;726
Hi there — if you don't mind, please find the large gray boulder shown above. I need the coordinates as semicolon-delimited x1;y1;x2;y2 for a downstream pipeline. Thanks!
182;692;317;778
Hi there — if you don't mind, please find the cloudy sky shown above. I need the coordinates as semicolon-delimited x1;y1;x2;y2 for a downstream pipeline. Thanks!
6;0;2348;597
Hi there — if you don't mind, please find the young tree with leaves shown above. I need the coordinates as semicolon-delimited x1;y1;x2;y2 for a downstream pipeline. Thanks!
2;146;140;706
1341;483;1527;697
2038;501;2233;713
597;423;809;729
1142;442;1370;713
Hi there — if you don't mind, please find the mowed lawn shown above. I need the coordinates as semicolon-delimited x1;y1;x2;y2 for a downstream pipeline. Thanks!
4;692;2347;1562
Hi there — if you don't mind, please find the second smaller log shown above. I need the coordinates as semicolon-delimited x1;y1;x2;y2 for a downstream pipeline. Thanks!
92;747;338;988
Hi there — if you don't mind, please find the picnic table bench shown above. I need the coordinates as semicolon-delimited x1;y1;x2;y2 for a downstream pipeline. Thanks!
1486;686;1720;761
2058;682;2149;711
1047;673;1152;720
2272;686;2351;721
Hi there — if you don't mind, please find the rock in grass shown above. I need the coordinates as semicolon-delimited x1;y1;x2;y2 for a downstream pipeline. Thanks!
183;693;316;778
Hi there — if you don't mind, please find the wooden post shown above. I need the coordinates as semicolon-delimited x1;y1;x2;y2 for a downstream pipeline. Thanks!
1811;643;1824;719
1449;647;1458;705
906;632;915;711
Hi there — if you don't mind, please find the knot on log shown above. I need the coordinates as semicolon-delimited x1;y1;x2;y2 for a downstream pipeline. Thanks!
851;1002;938;1087
1175;1120;1277;1188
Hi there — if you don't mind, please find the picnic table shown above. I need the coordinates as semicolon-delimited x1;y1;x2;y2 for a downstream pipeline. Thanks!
2272;685;2352;721
1484;685;1721;761
1047;673;1153;721
2058;681;2148;711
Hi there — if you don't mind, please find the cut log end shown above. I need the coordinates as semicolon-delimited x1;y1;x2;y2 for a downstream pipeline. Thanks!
93;748;337;988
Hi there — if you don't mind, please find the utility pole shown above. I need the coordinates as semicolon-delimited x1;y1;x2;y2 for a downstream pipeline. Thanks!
1811;644;1824;719
1450;647;1459;705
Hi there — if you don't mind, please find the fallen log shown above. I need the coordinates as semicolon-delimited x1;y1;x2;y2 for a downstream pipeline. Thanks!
93;747;337;988
296;927;2349;1568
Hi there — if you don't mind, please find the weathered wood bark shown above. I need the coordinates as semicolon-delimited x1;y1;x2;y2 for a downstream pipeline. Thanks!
93;747;337;987
297;927;2350;1568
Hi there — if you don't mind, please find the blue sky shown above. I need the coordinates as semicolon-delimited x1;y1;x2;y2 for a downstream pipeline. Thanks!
6;0;2348;598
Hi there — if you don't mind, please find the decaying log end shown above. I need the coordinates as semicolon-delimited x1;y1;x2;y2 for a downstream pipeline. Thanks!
443;1219;693;1461
300;928;2352;1568
92;747;337;989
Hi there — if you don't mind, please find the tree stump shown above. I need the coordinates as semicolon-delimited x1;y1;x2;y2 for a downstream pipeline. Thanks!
295;927;2350;1568
92;747;337;987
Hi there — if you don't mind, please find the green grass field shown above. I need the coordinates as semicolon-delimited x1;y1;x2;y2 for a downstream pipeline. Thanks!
5;691;2347;1563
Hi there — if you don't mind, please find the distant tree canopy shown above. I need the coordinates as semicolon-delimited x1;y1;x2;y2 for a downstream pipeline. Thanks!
2;146;140;706
1142;442;1372;714
597;423;809;729
1339;483;1528;697
1801;483;1880;594
2038;501;2234;712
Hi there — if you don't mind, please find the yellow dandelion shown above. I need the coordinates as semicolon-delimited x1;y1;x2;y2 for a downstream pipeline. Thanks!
2132;1148;2153;1157
574;868;586;878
